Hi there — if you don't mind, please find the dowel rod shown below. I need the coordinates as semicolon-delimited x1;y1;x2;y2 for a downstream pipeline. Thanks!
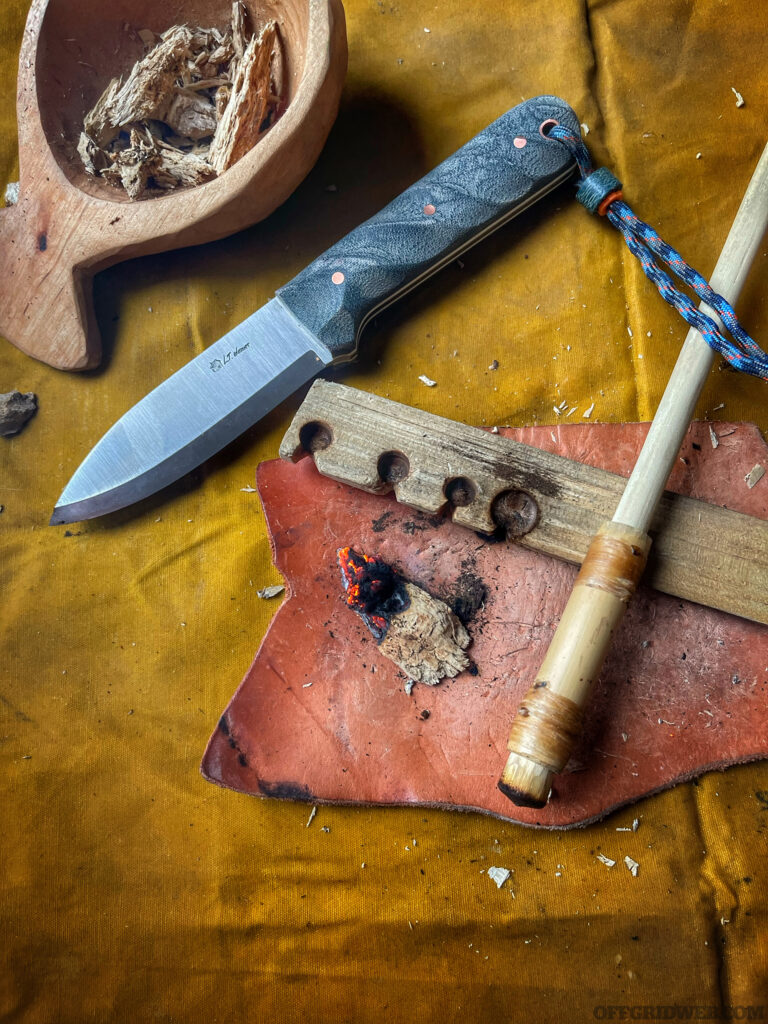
500;142;768;808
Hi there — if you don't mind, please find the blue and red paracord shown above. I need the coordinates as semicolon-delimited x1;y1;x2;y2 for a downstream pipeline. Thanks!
547;124;768;381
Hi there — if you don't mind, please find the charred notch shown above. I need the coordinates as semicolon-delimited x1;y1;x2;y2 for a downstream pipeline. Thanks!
491;489;539;538
377;450;410;484
299;420;333;453
444;476;477;507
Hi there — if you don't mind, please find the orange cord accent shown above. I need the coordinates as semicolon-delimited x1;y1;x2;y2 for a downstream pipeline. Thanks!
598;190;623;216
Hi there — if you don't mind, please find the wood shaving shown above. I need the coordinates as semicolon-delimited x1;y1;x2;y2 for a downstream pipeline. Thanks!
745;464;765;489
257;584;284;599
624;856;639;876
731;86;745;108
487;867;511;889
709;425;719;449
596;854;616;867
418;375;437;387
4;181;19;206
208;23;278;173
78;3;284;199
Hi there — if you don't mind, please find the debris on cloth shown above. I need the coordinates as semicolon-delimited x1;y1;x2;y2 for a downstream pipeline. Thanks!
0;391;37;436
418;374;437;387
731;86;745;107
596;854;616;867
624;856;639;876
257;584;284;599
337;547;471;686
487;867;511;889
78;4;284;199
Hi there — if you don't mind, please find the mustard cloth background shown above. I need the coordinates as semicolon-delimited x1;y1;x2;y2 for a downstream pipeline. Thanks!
2;1;768;1020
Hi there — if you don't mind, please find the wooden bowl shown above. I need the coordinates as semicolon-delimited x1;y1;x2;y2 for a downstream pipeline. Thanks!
0;0;347;370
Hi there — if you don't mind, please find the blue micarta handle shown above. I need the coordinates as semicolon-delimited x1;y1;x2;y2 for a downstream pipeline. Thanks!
277;95;579;361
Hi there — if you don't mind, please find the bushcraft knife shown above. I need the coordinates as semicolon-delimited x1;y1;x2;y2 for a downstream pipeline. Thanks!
51;96;578;524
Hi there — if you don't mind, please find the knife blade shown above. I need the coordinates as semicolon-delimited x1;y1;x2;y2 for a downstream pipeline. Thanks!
51;95;578;524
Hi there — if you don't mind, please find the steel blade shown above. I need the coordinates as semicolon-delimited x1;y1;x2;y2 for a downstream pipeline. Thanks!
50;299;332;524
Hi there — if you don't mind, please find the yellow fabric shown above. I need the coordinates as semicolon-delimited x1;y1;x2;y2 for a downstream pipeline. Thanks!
2;1;768;1019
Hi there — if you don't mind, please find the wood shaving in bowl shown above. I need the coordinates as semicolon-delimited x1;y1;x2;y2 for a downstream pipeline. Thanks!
78;3;284;199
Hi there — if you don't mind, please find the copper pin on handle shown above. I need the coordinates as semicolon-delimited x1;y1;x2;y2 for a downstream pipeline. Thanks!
500;141;768;808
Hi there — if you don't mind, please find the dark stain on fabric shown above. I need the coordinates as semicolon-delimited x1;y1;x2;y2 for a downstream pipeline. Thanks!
0;695;33;723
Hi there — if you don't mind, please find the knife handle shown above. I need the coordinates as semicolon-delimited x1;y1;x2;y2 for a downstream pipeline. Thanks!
277;95;578;361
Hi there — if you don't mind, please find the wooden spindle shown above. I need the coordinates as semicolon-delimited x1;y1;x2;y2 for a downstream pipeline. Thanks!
500;141;768;808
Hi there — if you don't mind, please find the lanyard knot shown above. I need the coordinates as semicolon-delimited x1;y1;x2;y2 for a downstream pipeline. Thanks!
543;123;768;381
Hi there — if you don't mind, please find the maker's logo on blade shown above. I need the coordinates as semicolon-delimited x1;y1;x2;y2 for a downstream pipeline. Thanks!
210;342;251;372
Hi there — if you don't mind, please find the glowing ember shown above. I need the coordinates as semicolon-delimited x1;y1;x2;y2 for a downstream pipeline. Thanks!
337;547;410;641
